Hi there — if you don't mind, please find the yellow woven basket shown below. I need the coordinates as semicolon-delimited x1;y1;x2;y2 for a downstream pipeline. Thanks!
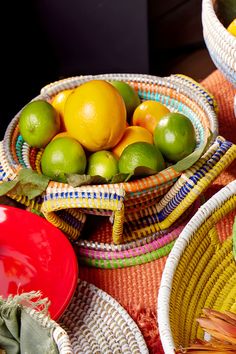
158;179;236;353
1;73;236;245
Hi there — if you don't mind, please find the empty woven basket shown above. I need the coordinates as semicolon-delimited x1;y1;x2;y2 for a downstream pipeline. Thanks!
158;179;236;353
202;0;236;86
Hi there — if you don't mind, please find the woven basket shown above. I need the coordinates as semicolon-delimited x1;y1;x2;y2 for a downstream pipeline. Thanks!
5;280;148;354
158;179;236;353
1;73;236;247
202;0;236;86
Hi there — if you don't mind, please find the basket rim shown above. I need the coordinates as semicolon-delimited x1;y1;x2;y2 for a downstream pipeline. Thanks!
2;73;218;191
157;179;236;353
202;0;236;48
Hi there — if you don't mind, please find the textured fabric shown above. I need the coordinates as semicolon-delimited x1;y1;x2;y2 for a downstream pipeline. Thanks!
79;70;236;354
0;293;58;354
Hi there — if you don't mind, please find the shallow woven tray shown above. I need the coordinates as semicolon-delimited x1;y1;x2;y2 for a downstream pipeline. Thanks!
158;179;236;353
202;0;236;86
5;280;148;354
1;73;236;249
59;280;149;354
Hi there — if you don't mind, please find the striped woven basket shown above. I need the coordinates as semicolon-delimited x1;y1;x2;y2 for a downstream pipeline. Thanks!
202;0;236;86
1;73;236;247
158;179;236;353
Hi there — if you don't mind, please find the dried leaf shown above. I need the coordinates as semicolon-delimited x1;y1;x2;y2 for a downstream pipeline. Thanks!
66;173;108;187
66;166;156;187
0;169;49;200
176;309;236;353
197;317;236;338
172;129;213;173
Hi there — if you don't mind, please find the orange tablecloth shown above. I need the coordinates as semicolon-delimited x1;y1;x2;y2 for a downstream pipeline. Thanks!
79;70;236;353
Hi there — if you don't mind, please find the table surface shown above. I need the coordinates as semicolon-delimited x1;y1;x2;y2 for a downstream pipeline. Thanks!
79;69;236;353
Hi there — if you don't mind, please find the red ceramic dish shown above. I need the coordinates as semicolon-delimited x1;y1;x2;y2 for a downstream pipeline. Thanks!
0;204;78;320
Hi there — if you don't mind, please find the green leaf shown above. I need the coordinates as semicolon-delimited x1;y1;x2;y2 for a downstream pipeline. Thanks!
133;166;158;177
172;129;213;173
0;179;19;196
233;216;236;262
110;173;131;184
66;174;107;187
0;169;50;200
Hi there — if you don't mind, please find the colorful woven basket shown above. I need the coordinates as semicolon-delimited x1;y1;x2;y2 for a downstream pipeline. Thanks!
1;73;236;249
158;179;236;353
202;0;236;87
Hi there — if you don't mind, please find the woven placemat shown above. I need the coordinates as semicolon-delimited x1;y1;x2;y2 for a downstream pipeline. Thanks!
79;70;236;354
59;280;149;354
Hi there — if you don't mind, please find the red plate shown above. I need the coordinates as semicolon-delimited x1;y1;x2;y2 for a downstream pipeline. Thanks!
0;205;78;320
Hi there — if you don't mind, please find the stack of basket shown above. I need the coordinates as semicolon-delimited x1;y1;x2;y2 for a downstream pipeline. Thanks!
1;73;236;270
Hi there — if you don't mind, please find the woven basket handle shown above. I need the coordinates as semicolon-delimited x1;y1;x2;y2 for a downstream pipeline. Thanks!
40;184;126;244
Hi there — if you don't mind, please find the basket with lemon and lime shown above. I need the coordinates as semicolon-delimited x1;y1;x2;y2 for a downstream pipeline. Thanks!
1;74;236;267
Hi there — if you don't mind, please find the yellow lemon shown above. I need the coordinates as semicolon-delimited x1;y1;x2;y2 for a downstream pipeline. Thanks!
64;80;126;152
227;18;236;36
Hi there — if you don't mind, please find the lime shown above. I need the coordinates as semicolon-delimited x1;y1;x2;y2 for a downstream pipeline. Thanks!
112;125;153;158
154;112;196;162
87;150;118;180
41;137;87;183
109;80;140;122
118;141;165;174
19;100;60;148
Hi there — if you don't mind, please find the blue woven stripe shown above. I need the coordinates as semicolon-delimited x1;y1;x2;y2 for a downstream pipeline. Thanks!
157;139;232;221
56;209;84;229
175;75;215;109
44;190;124;202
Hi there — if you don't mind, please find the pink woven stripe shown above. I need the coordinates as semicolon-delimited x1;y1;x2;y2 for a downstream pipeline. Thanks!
78;225;184;260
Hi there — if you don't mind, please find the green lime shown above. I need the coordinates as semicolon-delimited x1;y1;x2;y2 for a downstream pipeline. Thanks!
19;100;60;148
109;80;140;122
118;141;165;174
87;150;118;180
154;112;197;162
41;137;87;183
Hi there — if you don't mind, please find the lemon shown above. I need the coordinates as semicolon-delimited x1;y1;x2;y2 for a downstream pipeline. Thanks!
112;125;153;158
87;150;118;180
41;137;87;183
19;100;60;148
51;89;74;131
227;18;236;36
118;142;165;174
132;100;170;134
64;80;126;152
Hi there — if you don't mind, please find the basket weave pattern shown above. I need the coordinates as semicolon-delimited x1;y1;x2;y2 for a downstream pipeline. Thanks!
1;73;236;248
158;180;236;353
202;0;236;86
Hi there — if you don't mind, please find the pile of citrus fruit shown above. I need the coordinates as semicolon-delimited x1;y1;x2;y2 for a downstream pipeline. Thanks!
19;79;197;183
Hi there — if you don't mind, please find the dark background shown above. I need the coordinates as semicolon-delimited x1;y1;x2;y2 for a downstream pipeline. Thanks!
1;0;215;139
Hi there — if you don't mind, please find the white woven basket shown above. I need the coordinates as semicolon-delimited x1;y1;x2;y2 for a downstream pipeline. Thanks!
202;0;236;86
